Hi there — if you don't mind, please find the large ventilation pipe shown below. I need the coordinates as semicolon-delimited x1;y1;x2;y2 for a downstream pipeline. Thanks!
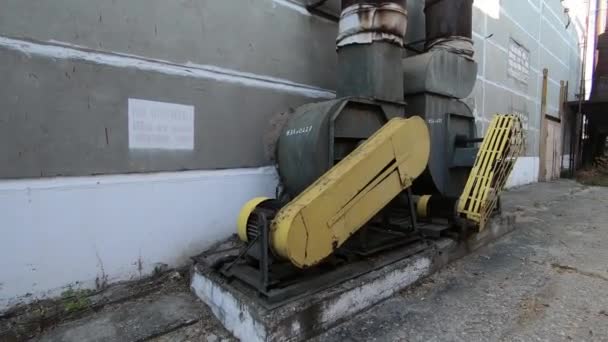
402;0;478;197
424;0;473;48
336;0;408;103
401;0;476;99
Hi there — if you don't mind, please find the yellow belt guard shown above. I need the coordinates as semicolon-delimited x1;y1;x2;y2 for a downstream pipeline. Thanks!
270;116;430;268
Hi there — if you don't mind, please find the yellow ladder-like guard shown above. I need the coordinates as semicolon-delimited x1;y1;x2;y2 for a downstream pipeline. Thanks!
457;115;524;231
271;117;430;268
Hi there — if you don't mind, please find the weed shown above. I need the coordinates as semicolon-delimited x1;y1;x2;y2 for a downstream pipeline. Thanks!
60;287;93;313
577;157;608;186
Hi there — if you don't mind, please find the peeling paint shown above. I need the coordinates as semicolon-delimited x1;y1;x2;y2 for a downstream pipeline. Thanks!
191;273;267;342
319;257;431;324
337;2;408;47
191;255;432;341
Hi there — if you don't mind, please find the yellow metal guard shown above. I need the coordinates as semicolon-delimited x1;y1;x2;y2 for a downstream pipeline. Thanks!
237;197;271;242
457;114;524;231
416;195;431;219
271;117;430;268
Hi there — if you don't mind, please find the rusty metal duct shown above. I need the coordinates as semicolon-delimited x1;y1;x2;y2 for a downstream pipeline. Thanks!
337;0;408;47
424;0;473;47
336;0;408;104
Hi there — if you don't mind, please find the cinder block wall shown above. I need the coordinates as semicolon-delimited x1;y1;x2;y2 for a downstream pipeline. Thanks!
0;0;581;310
0;0;338;178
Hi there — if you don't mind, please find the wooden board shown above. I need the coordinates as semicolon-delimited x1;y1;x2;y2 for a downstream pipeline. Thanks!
542;118;563;181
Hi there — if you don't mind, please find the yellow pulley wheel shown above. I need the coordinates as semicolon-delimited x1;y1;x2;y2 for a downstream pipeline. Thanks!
237;197;271;242
416;195;432;219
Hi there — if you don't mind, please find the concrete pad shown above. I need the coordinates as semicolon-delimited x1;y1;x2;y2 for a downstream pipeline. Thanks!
190;214;516;342
34;293;204;342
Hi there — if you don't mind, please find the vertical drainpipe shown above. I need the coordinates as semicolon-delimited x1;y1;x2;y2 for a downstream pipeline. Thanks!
335;0;408;104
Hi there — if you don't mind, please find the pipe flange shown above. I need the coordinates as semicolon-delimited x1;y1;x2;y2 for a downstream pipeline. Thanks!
337;2;408;48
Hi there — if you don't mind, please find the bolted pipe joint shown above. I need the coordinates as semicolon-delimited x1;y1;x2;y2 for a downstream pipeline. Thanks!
337;0;408;48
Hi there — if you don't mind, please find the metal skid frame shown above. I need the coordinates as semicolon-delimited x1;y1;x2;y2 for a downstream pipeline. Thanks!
219;189;424;305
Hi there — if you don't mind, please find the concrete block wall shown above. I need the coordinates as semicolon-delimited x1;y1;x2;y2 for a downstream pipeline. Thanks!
468;0;581;186
0;0;581;310
0;0;337;178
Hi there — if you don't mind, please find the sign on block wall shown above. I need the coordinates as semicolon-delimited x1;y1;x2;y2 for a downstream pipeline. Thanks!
128;98;195;150
508;38;530;85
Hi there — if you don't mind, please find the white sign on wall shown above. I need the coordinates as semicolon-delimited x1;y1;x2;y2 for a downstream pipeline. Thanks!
508;38;530;85
128;98;195;150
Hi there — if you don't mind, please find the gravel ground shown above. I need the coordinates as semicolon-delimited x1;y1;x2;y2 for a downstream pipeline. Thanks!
314;180;608;342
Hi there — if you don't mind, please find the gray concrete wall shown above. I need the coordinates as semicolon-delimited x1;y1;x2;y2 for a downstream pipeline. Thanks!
0;0;580;178
0;0;338;179
0;0;338;90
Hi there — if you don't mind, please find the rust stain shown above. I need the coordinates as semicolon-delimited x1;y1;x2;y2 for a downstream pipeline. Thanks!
338;1;407;47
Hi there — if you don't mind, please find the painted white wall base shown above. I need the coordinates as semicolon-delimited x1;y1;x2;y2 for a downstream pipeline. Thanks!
0;167;278;312
506;156;540;188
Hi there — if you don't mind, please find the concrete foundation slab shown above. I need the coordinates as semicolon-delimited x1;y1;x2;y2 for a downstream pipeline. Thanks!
190;214;516;342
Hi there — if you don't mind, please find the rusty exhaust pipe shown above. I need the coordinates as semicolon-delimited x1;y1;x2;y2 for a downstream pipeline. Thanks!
336;0;408;104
